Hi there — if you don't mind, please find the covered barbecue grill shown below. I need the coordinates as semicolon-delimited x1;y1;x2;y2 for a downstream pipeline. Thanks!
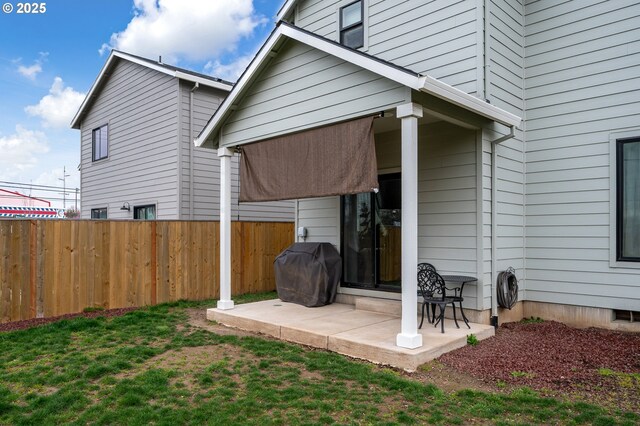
274;242;342;307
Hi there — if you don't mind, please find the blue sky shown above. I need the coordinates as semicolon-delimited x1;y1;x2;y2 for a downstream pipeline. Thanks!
0;0;283;208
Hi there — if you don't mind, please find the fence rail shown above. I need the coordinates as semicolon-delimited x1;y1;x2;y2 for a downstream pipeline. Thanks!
0;220;293;323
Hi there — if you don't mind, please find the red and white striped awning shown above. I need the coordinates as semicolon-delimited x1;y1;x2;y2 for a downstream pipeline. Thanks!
0;206;63;218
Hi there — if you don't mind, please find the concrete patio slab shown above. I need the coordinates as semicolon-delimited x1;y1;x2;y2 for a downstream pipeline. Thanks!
207;299;494;371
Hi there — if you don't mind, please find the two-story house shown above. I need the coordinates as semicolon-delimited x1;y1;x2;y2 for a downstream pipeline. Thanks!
196;0;640;348
71;50;293;222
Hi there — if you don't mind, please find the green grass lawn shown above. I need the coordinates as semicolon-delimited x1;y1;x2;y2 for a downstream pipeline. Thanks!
0;293;637;426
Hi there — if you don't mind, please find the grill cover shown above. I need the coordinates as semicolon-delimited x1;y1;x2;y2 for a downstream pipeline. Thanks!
274;243;342;307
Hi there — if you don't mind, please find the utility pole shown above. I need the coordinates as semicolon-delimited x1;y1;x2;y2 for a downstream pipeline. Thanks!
74;188;79;210
58;166;70;209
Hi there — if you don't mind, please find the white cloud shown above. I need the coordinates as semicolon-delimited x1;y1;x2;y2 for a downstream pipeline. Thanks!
0;126;49;177
16;52;48;80
24;77;85;128
99;0;266;62
204;54;253;82
18;63;43;80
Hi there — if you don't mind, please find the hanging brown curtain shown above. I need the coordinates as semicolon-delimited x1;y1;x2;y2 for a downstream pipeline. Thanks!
239;116;379;202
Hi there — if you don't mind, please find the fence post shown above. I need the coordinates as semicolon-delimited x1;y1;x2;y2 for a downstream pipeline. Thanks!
29;221;36;318
151;221;157;305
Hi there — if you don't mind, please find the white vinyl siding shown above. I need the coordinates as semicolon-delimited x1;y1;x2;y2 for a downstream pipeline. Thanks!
80;59;179;220
219;39;410;147
524;0;640;311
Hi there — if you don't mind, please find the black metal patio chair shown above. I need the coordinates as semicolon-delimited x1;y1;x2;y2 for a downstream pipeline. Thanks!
417;268;459;333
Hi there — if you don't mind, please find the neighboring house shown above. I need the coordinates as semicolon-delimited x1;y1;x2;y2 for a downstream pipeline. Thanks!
71;50;293;221
0;189;60;218
196;0;640;345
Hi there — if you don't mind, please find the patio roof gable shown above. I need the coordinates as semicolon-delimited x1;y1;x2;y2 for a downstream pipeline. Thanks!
195;22;521;149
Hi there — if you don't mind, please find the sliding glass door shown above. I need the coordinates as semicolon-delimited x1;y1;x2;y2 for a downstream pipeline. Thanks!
341;173;401;291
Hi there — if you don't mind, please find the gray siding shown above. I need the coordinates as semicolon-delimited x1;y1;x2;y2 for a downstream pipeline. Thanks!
523;0;640;311
178;81;294;221
480;0;526;310
297;123;482;309
295;0;481;95
296;196;341;247
220;39;410;146
80;59;179;219
417;123;481;310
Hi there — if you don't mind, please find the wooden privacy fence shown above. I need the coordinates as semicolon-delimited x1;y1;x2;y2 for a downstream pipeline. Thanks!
0;220;293;323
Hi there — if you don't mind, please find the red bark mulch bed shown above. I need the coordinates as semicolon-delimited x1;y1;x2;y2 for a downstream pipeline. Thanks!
438;320;640;412
0;307;139;333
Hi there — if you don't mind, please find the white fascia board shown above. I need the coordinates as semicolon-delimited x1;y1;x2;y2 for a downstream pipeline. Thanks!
419;75;522;128
280;24;421;90
276;0;297;21
71;51;231;129
194;26;284;147
70;51;119;129
173;71;232;91
115;51;175;77
118;51;232;91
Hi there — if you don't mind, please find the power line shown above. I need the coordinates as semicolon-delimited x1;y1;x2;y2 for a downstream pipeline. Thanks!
0;180;76;191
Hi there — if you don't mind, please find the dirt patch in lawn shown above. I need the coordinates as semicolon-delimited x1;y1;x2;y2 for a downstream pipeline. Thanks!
187;308;640;414
186;308;257;337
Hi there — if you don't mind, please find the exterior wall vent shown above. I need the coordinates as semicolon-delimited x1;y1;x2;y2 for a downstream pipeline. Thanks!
614;310;640;322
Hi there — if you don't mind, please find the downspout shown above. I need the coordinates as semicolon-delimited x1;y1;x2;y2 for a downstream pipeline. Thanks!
490;125;515;327
189;82;200;220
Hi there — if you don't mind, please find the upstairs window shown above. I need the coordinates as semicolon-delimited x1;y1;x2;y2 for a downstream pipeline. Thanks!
340;0;364;49
134;204;156;220
91;207;107;219
92;124;108;161
617;137;640;261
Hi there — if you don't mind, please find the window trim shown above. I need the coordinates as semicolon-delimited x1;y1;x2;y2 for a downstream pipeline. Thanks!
337;0;368;51
92;123;109;162
616;136;640;262
609;130;640;269
90;207;108;219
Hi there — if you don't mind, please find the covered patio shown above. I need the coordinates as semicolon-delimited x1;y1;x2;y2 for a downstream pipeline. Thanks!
207;297;494;371
195;21;521;358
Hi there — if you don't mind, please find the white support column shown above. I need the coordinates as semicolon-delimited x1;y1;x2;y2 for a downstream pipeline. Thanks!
217;147;234;310
396;102;423;349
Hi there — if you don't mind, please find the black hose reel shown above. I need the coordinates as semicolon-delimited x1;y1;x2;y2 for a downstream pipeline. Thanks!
497;267;518;310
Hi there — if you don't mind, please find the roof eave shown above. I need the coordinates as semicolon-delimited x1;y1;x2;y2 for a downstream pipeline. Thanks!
276;0;297;21
70;50;119;129
194;22;522;147
419;76;522;128
195;25;285;148
70;50;233;130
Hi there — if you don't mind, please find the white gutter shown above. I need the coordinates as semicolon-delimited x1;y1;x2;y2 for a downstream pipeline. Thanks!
189;82;200;220
490;125;515;325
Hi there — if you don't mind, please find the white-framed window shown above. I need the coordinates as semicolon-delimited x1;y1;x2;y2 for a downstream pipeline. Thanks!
92;124;108;161
616;137;640;262
339;0;364;49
